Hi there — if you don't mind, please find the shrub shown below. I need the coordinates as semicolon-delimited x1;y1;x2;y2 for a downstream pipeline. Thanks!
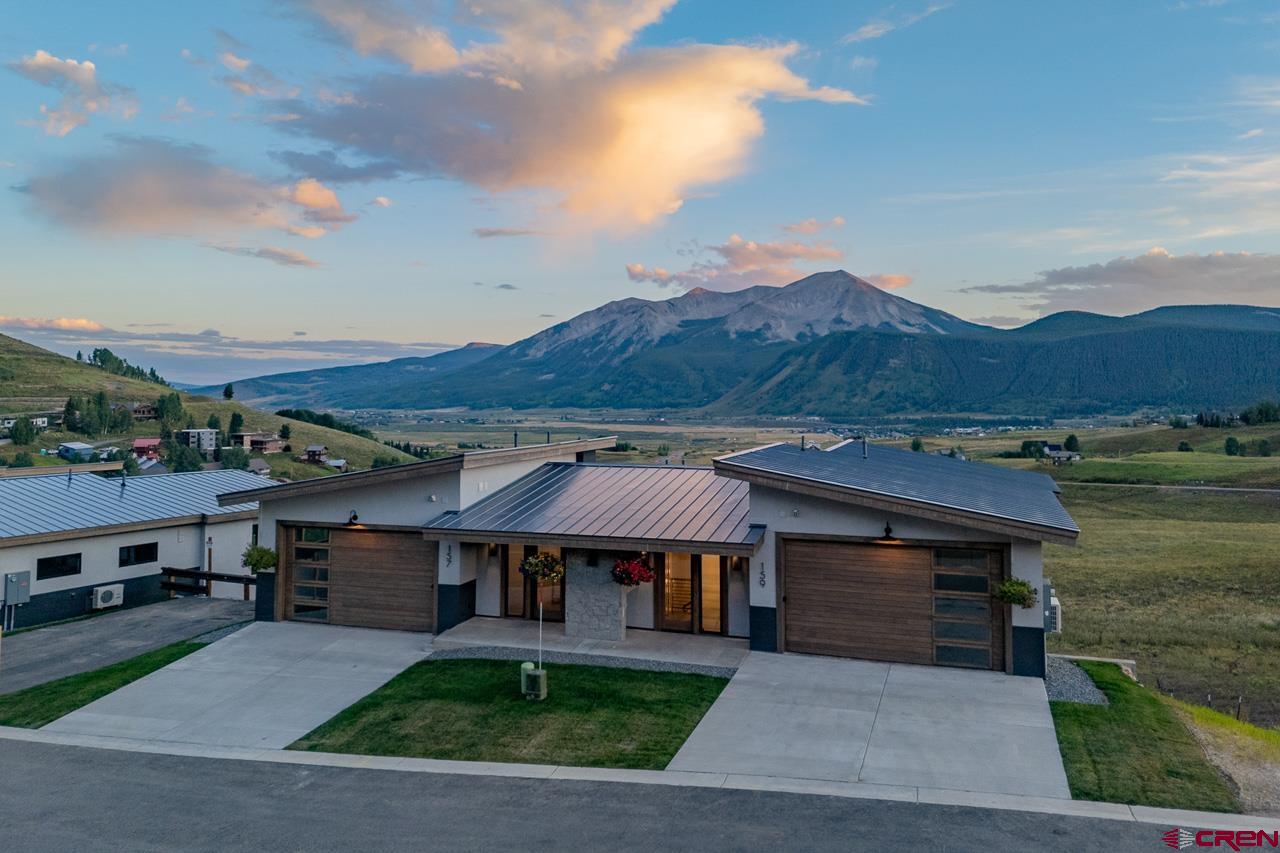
1177;440;1193;452
1224;436;1241;456
241;544;278;574
10;452;34;468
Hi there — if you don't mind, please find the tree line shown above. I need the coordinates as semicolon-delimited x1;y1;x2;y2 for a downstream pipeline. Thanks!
275;408;374;439
77;347;167;385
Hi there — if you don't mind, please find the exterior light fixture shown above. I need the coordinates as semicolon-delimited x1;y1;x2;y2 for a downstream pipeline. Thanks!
876;522;896;542
347;510;359;525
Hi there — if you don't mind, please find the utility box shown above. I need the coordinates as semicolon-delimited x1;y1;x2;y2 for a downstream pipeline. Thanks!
3;571;31;606
521;662;547;701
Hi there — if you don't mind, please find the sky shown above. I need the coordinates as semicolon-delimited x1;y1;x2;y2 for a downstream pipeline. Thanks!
4;0;1280;384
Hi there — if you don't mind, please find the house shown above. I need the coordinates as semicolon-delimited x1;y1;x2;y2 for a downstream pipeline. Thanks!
218;437;1078;678
58;441;97;462
1042;443;1081;465
303;444;328;463
249;435;287;454
129;403;158;421
230;431;276;449
3;415;50;432
324;458;348;473
0;469;263;629
137;458;169;476
176;428;219;458
247;458;272;476
132;437;162;460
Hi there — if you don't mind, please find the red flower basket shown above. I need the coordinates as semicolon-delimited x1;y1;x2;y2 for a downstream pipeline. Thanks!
611;557;655;587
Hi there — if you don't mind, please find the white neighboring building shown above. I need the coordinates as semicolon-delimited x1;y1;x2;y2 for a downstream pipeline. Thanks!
0;469;262;628
176;428;219;457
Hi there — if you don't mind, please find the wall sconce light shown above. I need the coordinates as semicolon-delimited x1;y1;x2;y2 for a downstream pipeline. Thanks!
876;522;895;542
347;510;359;525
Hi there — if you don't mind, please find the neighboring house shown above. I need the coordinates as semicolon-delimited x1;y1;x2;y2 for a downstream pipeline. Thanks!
0;469;263;628
230;431;276;449
325;458;348;473
248;458;272;476
2;415;50;431
57;441;97;462
218;437;1078;678
304;445;328;463
1042;444;1081;465
137;459;169;476
249;435;287;454
132;437;162;460
130;403;158;421
176;428;219;458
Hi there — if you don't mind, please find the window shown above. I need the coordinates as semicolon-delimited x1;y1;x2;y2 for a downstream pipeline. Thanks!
37;553;82;580
933;573;989;593
934;597;990;619
935;620;991;643
294;546;329;563
119;542;159;567
934;549;990;571
298;527;330;543
936;644;991;668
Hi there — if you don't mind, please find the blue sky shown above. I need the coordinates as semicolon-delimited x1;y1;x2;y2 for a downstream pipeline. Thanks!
3;1;1280;383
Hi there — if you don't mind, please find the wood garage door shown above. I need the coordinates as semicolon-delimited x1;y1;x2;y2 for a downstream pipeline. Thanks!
281;526;437;632
781;540;1005;670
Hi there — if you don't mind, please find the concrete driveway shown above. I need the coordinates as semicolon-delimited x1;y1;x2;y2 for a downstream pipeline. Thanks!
668;652;1070;798
43;622;429;749
0;598;252;695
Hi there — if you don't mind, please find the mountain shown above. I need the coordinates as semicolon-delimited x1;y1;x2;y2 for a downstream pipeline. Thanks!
209;273;1280;416
192;342;503;409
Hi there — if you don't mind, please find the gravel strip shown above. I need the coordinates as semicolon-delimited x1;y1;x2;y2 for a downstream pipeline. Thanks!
428;645;737;679
1046;655;1109;705
190;621;252;645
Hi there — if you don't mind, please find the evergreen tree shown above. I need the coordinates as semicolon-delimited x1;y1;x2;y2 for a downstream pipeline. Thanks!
910;437;924;452
228;411;244;435
207;414;222;431
1224;436;1241;456
1063;434;1080;453
8;417;36;445
279;423;291;440
223;383;234;400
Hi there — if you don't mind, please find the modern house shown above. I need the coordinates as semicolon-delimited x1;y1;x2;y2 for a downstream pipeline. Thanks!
129;402;158;421
1042;444;1081;465
176;428;219;458
58;441;97;462
0;469;263;628
2;414;51;432
249;435;287;454
218;437;1078;677
303;445;328;463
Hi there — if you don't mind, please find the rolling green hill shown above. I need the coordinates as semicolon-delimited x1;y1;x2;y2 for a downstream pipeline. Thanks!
0;333;413;478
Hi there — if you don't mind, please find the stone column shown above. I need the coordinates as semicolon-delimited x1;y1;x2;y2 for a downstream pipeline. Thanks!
564;549;627;641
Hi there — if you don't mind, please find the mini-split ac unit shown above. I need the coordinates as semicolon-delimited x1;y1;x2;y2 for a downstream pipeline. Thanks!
1048;596;1063;634
92;583;124;609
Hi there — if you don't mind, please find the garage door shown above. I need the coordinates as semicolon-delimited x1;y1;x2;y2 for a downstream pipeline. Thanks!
781;541;1005;670
281;526;437;632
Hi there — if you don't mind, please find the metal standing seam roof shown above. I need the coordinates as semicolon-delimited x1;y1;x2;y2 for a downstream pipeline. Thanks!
0;469;263;543
424;463;760;552
715;441;1079;539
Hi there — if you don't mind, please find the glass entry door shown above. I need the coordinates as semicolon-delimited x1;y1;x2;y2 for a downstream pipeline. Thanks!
503;545;564;622
662;553;694;632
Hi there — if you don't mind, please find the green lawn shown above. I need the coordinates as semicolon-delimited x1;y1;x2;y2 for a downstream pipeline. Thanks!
0;641;203;728
1050;451;1280;488
1051;662;1239;812
290;659;727;770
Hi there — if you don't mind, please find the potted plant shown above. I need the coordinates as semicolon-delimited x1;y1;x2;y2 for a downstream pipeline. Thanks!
993;578;1038;608
241;544;278;574
518;551;566;583
610;556;655;587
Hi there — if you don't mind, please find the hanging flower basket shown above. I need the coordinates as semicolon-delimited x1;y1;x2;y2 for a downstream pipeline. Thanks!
611;557;655;587
519;551;566;583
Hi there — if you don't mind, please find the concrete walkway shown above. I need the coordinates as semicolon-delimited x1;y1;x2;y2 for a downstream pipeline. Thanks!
0;598;253;695
42;622;429;748
668;653;1070;799
434;616;750;669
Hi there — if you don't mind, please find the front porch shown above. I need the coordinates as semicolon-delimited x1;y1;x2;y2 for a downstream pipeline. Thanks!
433;616;750;671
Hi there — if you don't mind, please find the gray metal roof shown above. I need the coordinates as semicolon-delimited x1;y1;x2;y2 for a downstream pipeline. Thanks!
0;469;262;543
425;463;760;553
716;441;1079;539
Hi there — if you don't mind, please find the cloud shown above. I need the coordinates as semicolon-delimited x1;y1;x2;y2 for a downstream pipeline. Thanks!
270;148;402;183
473;227;544;238
781;215;845;234
1239;128;1264;140
963;247;1280;315
293;330;307;336
0;316;106;332
206;30;297;98
494;283;519;290
626;232;843;291
279;0;863;230
203;243;322;268
370;195;392;207
161;96;200;121
968;315;1028;328
23;137;353;240
7;49;137;136
220;51;252;72
841;3;951;43
849;56;878;70
866;273;912;290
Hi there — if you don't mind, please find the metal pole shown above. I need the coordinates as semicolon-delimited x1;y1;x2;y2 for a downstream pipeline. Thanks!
538;601;543;670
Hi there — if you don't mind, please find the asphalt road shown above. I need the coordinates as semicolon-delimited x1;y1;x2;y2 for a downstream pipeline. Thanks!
0;740;1167;852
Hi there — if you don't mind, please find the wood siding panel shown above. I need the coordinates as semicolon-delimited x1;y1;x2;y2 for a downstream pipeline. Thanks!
326;529;436;632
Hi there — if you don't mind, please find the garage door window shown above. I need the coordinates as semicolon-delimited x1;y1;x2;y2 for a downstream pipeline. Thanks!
931;548;998;670
291;527;330;622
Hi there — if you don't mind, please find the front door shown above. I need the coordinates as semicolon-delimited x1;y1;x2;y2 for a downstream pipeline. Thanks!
502;545;564;622
659;553;725;634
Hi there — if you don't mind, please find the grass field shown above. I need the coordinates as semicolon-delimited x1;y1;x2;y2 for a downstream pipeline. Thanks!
0;641;203;728
1047;485;1280;729
290;658;727;770
1051;661;1239;812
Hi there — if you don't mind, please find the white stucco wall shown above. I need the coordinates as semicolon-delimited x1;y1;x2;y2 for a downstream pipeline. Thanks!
748;485;1045;628
2;516;256;603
